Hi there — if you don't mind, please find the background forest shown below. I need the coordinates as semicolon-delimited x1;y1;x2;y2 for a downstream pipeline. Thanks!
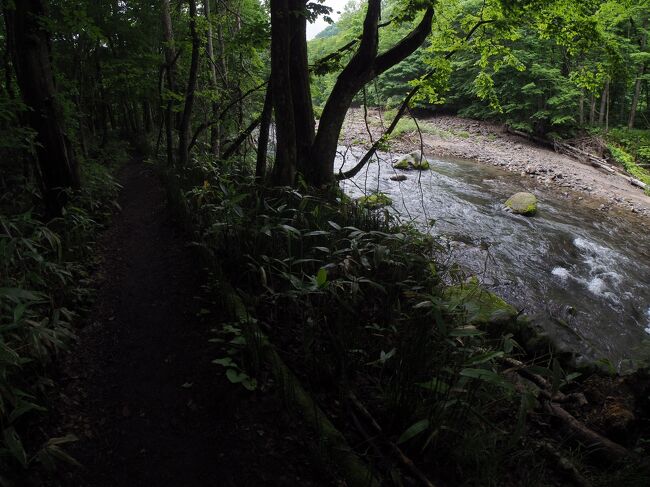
1;0;650;485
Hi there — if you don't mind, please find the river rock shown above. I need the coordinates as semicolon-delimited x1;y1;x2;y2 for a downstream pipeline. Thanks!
390;174;407;181
505;192;537;216
393;156;413;169
393;153;430;170
443;278;518;329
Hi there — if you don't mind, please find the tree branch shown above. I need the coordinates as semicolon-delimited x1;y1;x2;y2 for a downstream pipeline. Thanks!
355;0;382;66
337;18;495;181
374;7;434;76
188;79;268;153
221;115;262;160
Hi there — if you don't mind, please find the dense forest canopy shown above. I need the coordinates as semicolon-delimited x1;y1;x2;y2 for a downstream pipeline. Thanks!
310;0;650;137
1;0;649;205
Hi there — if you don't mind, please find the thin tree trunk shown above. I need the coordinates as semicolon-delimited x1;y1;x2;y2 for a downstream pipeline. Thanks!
599;79;609;126
203;0;220;157
256;81;273;180
108;104;117;131
589;94;596;125
4;0;80;216
270;0;297;185
629;19;648;129
178;0;200;166
161;0;177;165
3;21;14;99
579;91;584;126
605;83;610;132
143;99;153;133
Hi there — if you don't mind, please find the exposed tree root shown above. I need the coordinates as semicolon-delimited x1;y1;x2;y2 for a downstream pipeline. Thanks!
543;401;631;463
501;358;636;463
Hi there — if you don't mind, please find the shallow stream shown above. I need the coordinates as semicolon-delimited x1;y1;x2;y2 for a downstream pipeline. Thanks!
338;147;650;370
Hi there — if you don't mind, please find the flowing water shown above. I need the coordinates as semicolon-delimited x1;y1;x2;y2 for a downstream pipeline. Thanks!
338;147;650;370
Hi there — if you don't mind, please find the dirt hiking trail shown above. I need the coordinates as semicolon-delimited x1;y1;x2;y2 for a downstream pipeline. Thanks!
51;161;329;487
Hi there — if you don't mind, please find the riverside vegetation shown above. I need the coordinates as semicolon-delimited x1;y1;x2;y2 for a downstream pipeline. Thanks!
1;0;650;486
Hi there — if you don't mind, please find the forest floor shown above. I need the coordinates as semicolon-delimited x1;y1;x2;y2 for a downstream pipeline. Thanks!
341;108;650;218
46;161;334;486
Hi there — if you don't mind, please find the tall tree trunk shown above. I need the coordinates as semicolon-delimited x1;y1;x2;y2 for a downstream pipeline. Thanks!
598;79;609;126
605;83;610;132
143;99;153;133
629;18;648;129
161;0;177;165
256;81;273;180
203;0;220;157
4;0;80;216
3;21;14;99
178;0;200;166
579;91;584;126
589;94;596;125
270;0;297;185
289;0;315;177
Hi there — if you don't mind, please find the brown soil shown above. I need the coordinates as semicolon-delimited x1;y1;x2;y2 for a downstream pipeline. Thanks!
341;109;650;218
47;161;333;486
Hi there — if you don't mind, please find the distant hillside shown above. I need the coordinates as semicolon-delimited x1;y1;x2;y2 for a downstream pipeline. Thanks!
314;22;339;39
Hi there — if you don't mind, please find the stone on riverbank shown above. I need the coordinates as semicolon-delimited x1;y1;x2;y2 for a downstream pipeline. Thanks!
390;175;408;181
443;278;518;328
505;192;538;216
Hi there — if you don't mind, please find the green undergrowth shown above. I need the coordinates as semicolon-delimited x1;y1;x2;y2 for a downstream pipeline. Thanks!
607;144;650;194
605;128;650;165
0;143;125;477
163;158;646;486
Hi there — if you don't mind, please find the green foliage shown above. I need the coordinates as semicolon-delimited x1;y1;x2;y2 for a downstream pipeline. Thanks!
356;192;393;208
168;157;568;484
608;144;650;193
310;0;650;136
0;158;120;474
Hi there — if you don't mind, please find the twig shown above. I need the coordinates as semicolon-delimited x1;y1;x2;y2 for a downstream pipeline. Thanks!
501;357;587;405
534;440;592;487
348;392;437;487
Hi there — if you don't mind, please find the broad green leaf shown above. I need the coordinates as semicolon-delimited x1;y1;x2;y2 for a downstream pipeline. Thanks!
464;351;504;366
397;419;430;445
316;268;328;287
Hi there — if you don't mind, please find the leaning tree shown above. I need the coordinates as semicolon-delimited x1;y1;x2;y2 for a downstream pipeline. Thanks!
269;0;434;187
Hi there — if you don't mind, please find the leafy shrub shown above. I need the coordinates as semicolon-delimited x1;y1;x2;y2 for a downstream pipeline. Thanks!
0;159;120;474
174;161;539;484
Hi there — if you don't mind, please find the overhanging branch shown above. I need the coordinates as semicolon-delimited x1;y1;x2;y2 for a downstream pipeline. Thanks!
337;18;495;181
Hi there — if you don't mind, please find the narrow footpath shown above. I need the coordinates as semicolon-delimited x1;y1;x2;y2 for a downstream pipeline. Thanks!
52;161;329;486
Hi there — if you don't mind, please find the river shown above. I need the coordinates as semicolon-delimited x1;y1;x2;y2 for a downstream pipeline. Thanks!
338;147;650;371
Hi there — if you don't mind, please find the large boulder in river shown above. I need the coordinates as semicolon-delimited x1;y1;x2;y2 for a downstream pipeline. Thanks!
505;192;537;216
393;152;430;170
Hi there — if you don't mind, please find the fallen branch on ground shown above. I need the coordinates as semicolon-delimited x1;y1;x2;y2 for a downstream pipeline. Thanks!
347;392;437;487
